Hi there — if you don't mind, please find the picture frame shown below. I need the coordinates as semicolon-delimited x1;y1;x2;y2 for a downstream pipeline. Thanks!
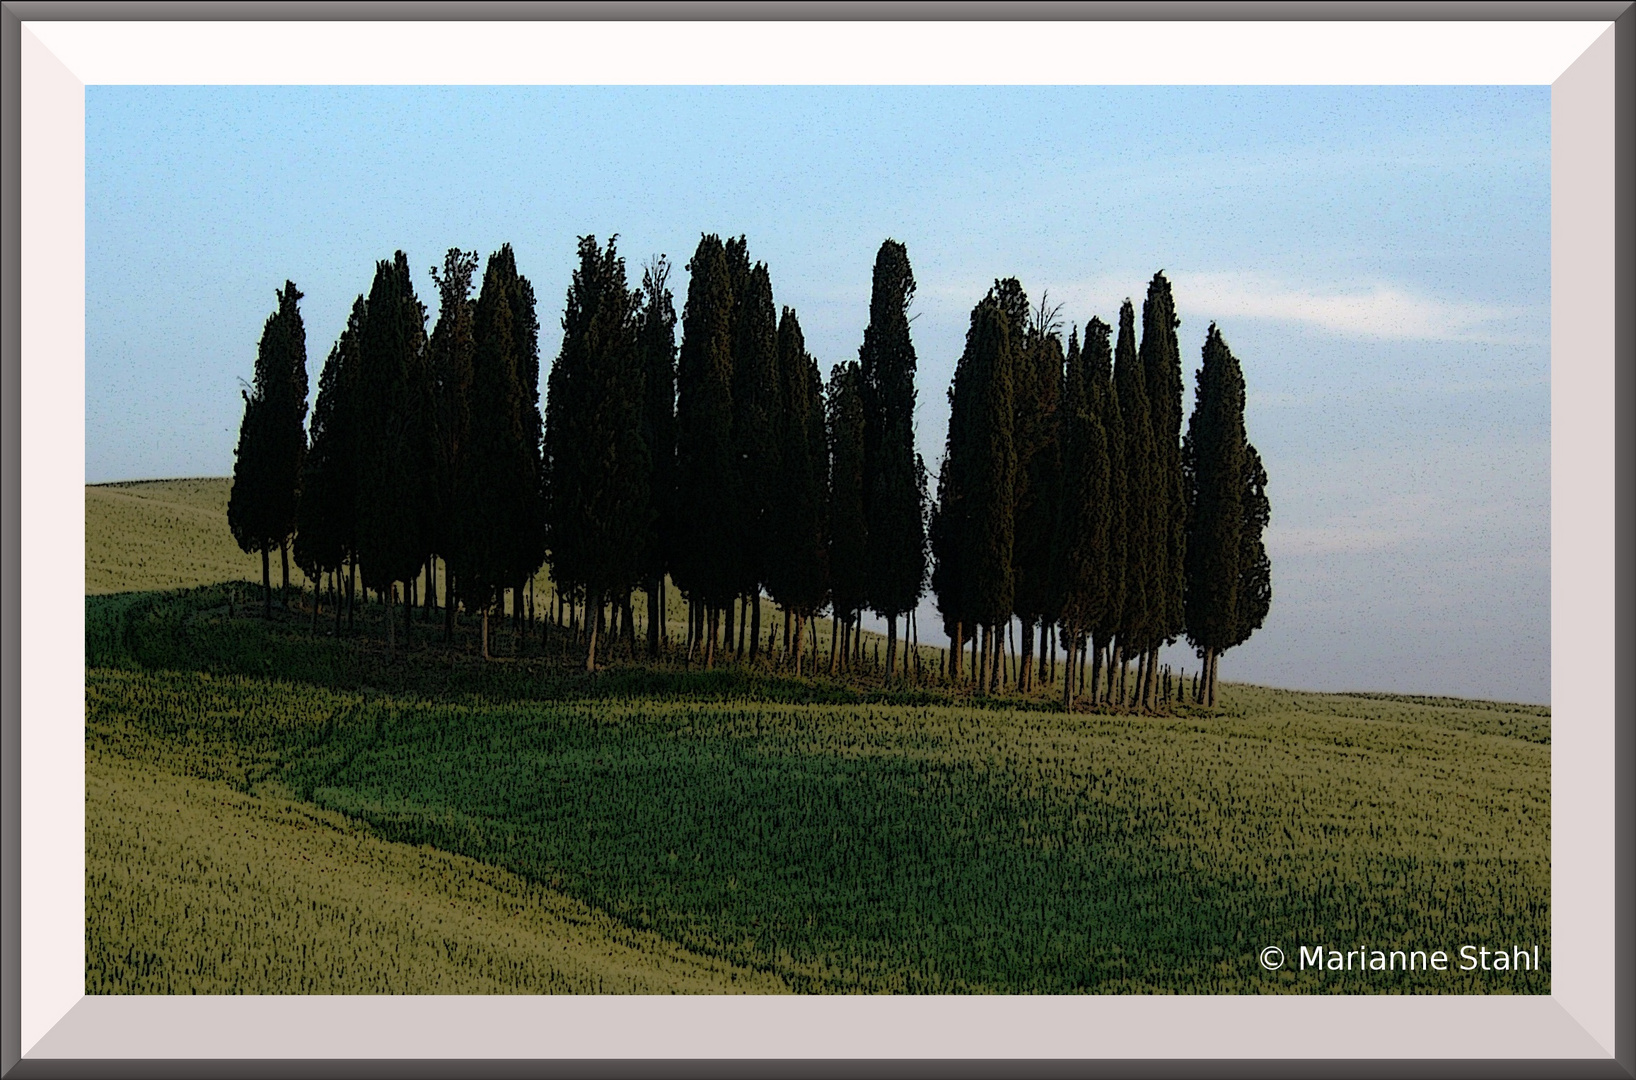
5;3;1629;1075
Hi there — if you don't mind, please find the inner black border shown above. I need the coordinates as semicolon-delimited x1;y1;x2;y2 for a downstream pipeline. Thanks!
3;2;1630;1078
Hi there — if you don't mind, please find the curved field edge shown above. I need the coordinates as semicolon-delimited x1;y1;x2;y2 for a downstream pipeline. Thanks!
87;743;788;994
88;587;1550;995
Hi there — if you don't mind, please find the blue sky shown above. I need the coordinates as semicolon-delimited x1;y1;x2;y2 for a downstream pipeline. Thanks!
85;85;1549;702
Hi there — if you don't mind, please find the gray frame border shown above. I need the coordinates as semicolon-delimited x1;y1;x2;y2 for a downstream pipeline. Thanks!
1;2;1630;1078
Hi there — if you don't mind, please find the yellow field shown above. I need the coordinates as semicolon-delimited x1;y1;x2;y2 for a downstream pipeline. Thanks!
87;479;264;595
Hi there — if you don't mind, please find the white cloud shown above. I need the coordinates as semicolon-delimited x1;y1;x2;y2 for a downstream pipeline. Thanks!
1173;272;1525;343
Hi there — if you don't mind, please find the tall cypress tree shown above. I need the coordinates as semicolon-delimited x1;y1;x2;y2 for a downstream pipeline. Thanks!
494;245;545;622
228;281;309;617
859;239;926;675
1091;322;1126;705
1053;318;1113;708
352;255;434;657
637;255;678;658
1183;325;1270;705
453;247;533;659
544;235;649;671
1182;324;1245;706
1140;271;1186;708
427;248;479;633
1112;297;1155;704
730;253;780;659
826;361;868;672
673;234;739;666
293;295;363;617
932;292;1016;694
766;307;829;675
1012;289;1065;693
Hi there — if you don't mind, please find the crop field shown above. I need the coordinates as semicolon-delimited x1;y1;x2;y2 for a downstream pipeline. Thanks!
87;579;1551;995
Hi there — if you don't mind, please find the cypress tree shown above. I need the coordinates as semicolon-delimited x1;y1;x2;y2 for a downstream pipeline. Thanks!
228;280;309;618
729;251;780;660
766;307;829;675
1140;271;1186;709
1182;323;1245;704
453;247;534;659
826;361;868;673
673;235;739;666
637;255;678;658
859;240;926;676
936;292;1017;694
493;246;545;626
1012;289;1066;694
292;296;364;622
544;235;649;672
352;255;434;658
1182;326;1271;706
428;248;480;636
1053;318;1113;709
1112;297;1155;706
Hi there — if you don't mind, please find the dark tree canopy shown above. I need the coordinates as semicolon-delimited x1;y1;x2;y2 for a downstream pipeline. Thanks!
353;254;434;596
1053;319;1113;643
933;292;1016;631
672;234;739;609
1113;297;1156;651
637;255;678;590
1182;324;1247;655
766;307;829;620
1140;271;1186;645
451;247;536;612
729;254;780;599
826;360;869;624
1228;442;1272;651
1012;289;1065;629
229;280;309;566
427;248;480;566
859;239;926;620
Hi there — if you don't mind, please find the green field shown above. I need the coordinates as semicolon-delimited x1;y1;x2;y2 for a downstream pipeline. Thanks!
86;479;1551;994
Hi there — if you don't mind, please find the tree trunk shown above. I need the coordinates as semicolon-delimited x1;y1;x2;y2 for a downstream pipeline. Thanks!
749;593;761;662
386;583;397;662
280;540;290;607
261;546;272;618
311;574;321;633
1019;617;1035;694
705;607;717;669
1062;629;1075;710
647;578;662;659
403;578;413;650
949;621;963;683
585;591;601;672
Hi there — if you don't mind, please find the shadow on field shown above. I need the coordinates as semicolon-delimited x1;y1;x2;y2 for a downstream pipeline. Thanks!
86;584;1552;995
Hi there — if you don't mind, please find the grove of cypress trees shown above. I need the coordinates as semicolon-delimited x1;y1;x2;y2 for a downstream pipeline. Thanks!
228;280;309;618
637;255;678;658
544;235;650;672
826;360;868;674
293;295;363;626
452;246;535;659
766;307;829;675
1052;318;1113;709
1140;271;1186;710
494;245;545;627
428;248;479;637
673;234;739;666
859;239;926;677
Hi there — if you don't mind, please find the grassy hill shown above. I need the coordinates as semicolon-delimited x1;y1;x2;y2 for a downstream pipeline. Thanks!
85;479;1551;995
